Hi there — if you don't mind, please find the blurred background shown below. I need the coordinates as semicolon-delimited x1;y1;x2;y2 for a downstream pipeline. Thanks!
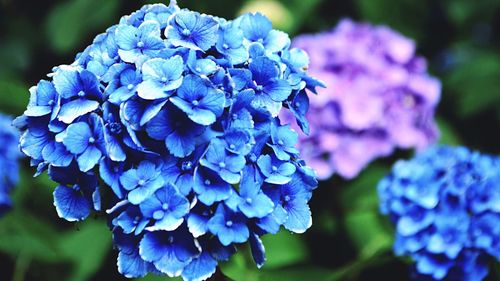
1;0;500;280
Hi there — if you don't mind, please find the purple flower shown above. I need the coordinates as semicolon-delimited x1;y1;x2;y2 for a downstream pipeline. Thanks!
281;19;441;180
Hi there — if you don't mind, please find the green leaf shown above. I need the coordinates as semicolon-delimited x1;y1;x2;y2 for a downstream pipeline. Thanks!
445;49;500;117
282;0;322;34
259;253;393;281
59;220;112;281
259;267;332;281
344;210;393;259
220;250;260;281
444;0;500;27
355;0;427;41
341;165;394;259
437;117;462;146
313;211;338;234
260;229;309;268
259;254;394;281
45;0;119;53
220;228;310;281
341;165;389;211
0;40;31;77
0;78;29;115
13;169;54;205
0;210;62;262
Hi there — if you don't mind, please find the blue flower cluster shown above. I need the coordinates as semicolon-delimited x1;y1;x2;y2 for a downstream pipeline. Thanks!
0;114;20;216
15;2;322;280
378;146;500;280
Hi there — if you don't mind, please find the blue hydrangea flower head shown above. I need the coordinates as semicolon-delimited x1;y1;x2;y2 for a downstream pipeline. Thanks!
15;1;323;280
0;114;21;216
379;146;500;280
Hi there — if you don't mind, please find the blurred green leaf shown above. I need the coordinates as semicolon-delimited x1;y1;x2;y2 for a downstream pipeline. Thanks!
45;0;119;53
341;166;393;259
258;255;395;281
59;221;112;281
0;78;29;115
0;175;117;281
261;229;309;268
444;0;500;27
446;49;500;117
0;210;61;262
259;267;332;281
355;0;426;40
344;210;392;259
221;250;331;281
220;250;260;281
314;212;338;234
0;40;31;77
220;229;310;280
146;242;389;281
282;0;322;34
13;169;54;204
437;117;462;145
341;165;388;211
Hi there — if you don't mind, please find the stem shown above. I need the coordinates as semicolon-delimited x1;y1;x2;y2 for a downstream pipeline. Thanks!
327;253;394;281
12;251;30;281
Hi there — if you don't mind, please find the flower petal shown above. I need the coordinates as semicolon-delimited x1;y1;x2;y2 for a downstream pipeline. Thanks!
58;99;99;124
53;185;91;222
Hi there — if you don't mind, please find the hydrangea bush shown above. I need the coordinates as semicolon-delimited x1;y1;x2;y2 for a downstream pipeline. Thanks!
378;146;500;280
0;114;20;216
15;2;322;280
281;19;441;180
